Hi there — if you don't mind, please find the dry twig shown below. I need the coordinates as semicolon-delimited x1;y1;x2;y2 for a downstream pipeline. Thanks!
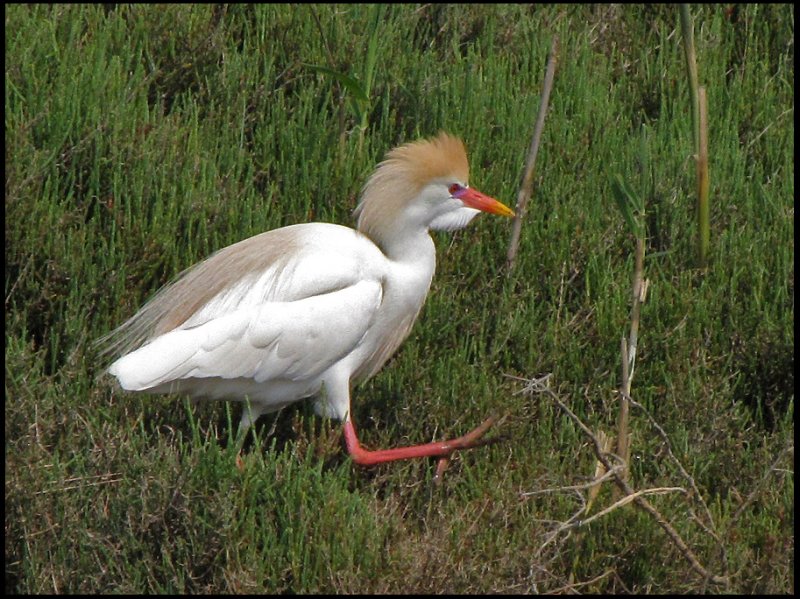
520;374;730;587
615;233;647;489
507;35;558;271
730;439;794;522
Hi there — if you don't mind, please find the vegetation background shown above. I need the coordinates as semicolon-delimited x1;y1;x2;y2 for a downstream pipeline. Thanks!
5;4;793;593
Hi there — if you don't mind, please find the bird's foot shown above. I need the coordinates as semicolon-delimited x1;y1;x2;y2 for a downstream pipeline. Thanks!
431;415;504;484
343;414;504;480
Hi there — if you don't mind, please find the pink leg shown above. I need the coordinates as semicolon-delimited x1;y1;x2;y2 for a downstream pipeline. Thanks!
343;416;496;466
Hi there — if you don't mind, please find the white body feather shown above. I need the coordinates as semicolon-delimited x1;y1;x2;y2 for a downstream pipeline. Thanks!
109;222;436;422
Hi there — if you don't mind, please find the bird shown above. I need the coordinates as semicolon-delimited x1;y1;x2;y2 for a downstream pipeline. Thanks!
101;131;514;468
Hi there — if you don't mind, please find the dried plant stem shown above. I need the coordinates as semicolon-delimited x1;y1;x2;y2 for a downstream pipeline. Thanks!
507;35;558;271
696;86;710;266
521;375;729;587
624;393;717;530
615;236;646;491
521;464;624;497
547;569;616;594
624;390;730;573
680;4;710;266
680;4;700;151
730;440;794;522
563;486;688;531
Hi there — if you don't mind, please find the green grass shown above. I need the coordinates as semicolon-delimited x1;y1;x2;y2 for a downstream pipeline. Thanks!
6;4;793;593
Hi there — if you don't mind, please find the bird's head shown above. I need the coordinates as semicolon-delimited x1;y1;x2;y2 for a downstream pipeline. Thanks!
355;132;514;249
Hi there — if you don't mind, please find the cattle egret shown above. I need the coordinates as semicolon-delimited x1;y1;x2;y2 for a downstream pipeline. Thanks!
102;132;514;468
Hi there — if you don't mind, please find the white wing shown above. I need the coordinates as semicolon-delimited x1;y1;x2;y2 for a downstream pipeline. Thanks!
99;223;386;359
109;279;383;391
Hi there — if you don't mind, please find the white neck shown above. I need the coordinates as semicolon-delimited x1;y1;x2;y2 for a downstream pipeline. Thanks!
367;225;436;265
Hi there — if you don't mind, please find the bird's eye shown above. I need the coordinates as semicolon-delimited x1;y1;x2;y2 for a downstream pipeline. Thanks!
448;183;462;195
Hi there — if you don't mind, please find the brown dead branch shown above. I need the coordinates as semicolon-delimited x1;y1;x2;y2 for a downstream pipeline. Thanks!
731;439;794;522
507;35;558;271
519;374;730;587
